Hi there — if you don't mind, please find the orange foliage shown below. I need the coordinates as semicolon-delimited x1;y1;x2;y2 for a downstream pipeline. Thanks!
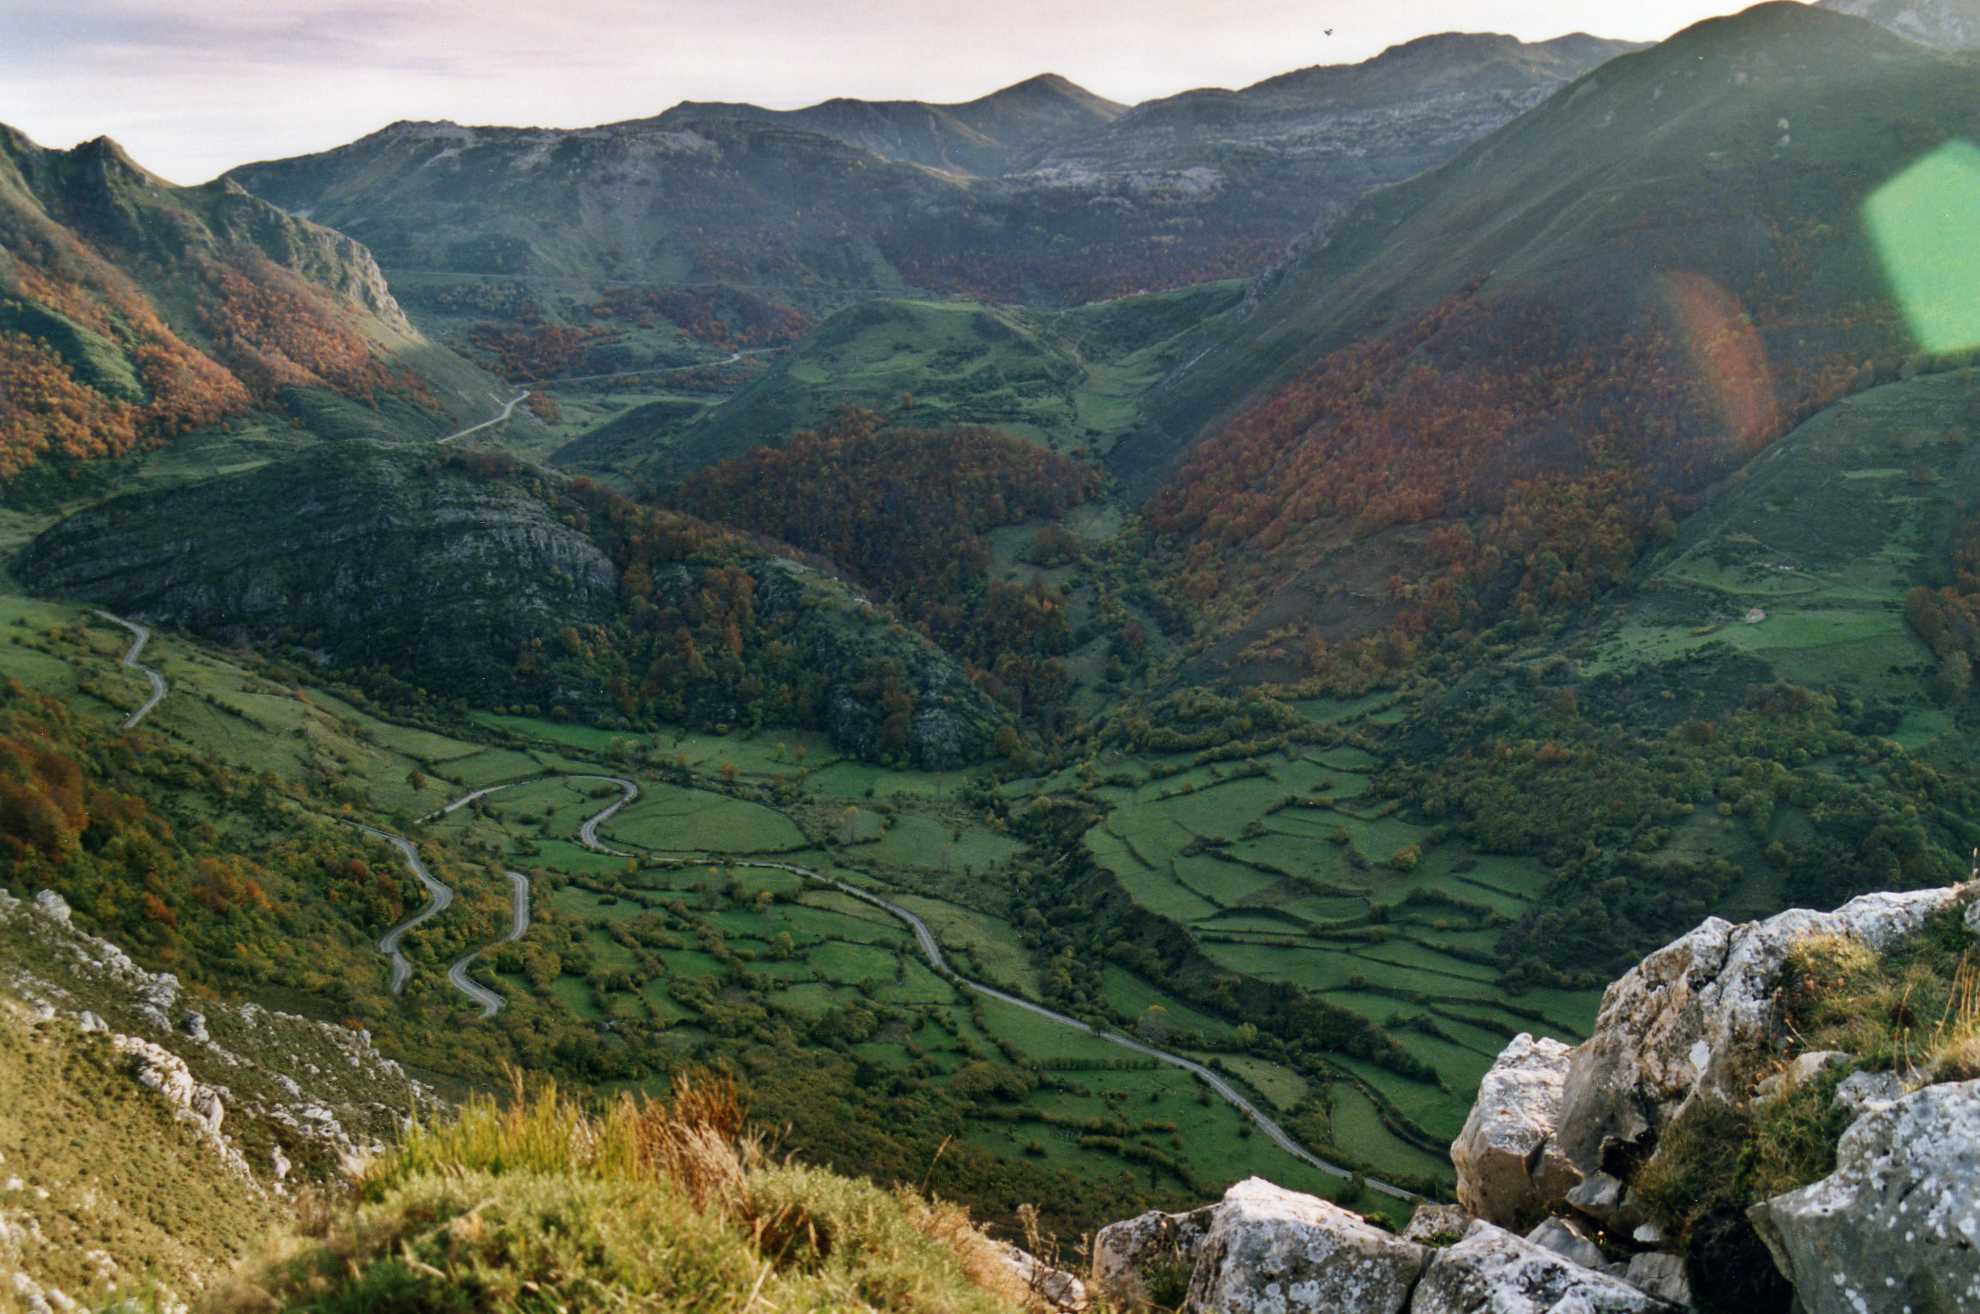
0;333;140;476
198;256;429;408
468;314;612;381
672;410;1100;712
0;726;90;860
591;286;809;351
1153;287;1868;642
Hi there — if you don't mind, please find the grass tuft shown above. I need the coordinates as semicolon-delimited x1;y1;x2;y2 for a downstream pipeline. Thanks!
218;1069;1038;1313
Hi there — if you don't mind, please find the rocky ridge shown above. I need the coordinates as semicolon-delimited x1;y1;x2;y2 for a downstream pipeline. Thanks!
1091;883;1980;1314
0;886;428;1178
0;887;428;1310
1820;0;1980;48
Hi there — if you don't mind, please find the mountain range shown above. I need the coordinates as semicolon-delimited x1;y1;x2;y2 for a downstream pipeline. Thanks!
9;5;1980;1311
220;31;1636;361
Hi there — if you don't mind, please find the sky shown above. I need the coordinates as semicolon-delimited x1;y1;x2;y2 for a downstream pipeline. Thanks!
1;0;1791;185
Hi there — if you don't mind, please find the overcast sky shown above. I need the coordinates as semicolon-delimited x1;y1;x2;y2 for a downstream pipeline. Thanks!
2;0;1788;184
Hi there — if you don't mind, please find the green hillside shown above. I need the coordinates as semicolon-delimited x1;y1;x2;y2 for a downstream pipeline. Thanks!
1122;2;1980;680
1135;3;1974;465
12;442;1010;768
564;284;1243;484
1587;370;1980;705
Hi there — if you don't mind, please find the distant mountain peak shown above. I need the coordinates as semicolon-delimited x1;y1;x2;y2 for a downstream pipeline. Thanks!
1819;0;1980;48
72;134;150;177
984;72;1101;99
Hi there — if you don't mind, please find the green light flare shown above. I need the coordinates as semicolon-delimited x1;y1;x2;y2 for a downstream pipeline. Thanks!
1864;140;1980;356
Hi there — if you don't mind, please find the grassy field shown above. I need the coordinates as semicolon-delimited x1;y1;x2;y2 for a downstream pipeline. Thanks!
0;560;1594;1211
1585;371;1980;724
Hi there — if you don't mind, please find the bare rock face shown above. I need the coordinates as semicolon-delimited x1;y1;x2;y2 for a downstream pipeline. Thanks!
1553;888;1964;1180
1452;1034;1579;1228
1748;1079;1980;1314
1819;0;1980;50
1413;1221;1680;1314
1405;1204;1474;1246
1092;1202;1217;1306
1524;1217;1605;1272
1625;1252;1693;1308
998;1243;1089;1311
1184;1178;1427;1314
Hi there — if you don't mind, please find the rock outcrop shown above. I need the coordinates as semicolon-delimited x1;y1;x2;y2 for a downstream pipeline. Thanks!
0;887;427;1182
1185;1179;1426;1314
1093;1201;1217;1306
1;887;433;1313
1551;888;1962;1182
1749;1080;1980;1314
1451;1034;1576;1228
1107;883;1980;1314
1413;1222;1677;1314
997;1243;1090;1311
1094;1182;1428;1313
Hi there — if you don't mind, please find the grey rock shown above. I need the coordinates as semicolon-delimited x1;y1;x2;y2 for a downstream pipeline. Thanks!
1554;888;1964;1180
31;890;70;925
1525;1216;1606;1272
181;1012;209;1043
1624;1252;1692;1307
1092;1202;1216;1305
1183;1177;1426;1314
999;1243;1088;1311
1414;1221;1678;1314
1452;1033;1579;1228
1758;1050;1851;1103
1832;1068;1906;1120
1566;1171;1625;1222
1404;1203;1474;1246
1631;1222;1667;1247
1749;1079;1980;1314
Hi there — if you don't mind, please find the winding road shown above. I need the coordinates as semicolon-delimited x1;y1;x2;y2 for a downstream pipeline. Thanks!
359;825;456;995
93;611;167;729
446;871;530;1018
670;854;1420;1204
572;776;639;851
417;770;1418;1198
72;610;1412;1198
367;776;634;1009
437;388;531;445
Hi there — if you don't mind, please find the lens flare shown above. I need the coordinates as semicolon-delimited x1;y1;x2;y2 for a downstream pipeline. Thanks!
1864;140;1980;355
1662;271;1780;450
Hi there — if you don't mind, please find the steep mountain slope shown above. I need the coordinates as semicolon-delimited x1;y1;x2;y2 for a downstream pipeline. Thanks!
1822;0;1980;48
1587;369;1980;711
0;124;502;482
1132;2;1980;661
12;442;1009;766
1;887;429;1312
655;73;1127;176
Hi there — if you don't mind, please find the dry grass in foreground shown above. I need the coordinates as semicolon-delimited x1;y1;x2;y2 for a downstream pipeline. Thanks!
211;1071;1049;1314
